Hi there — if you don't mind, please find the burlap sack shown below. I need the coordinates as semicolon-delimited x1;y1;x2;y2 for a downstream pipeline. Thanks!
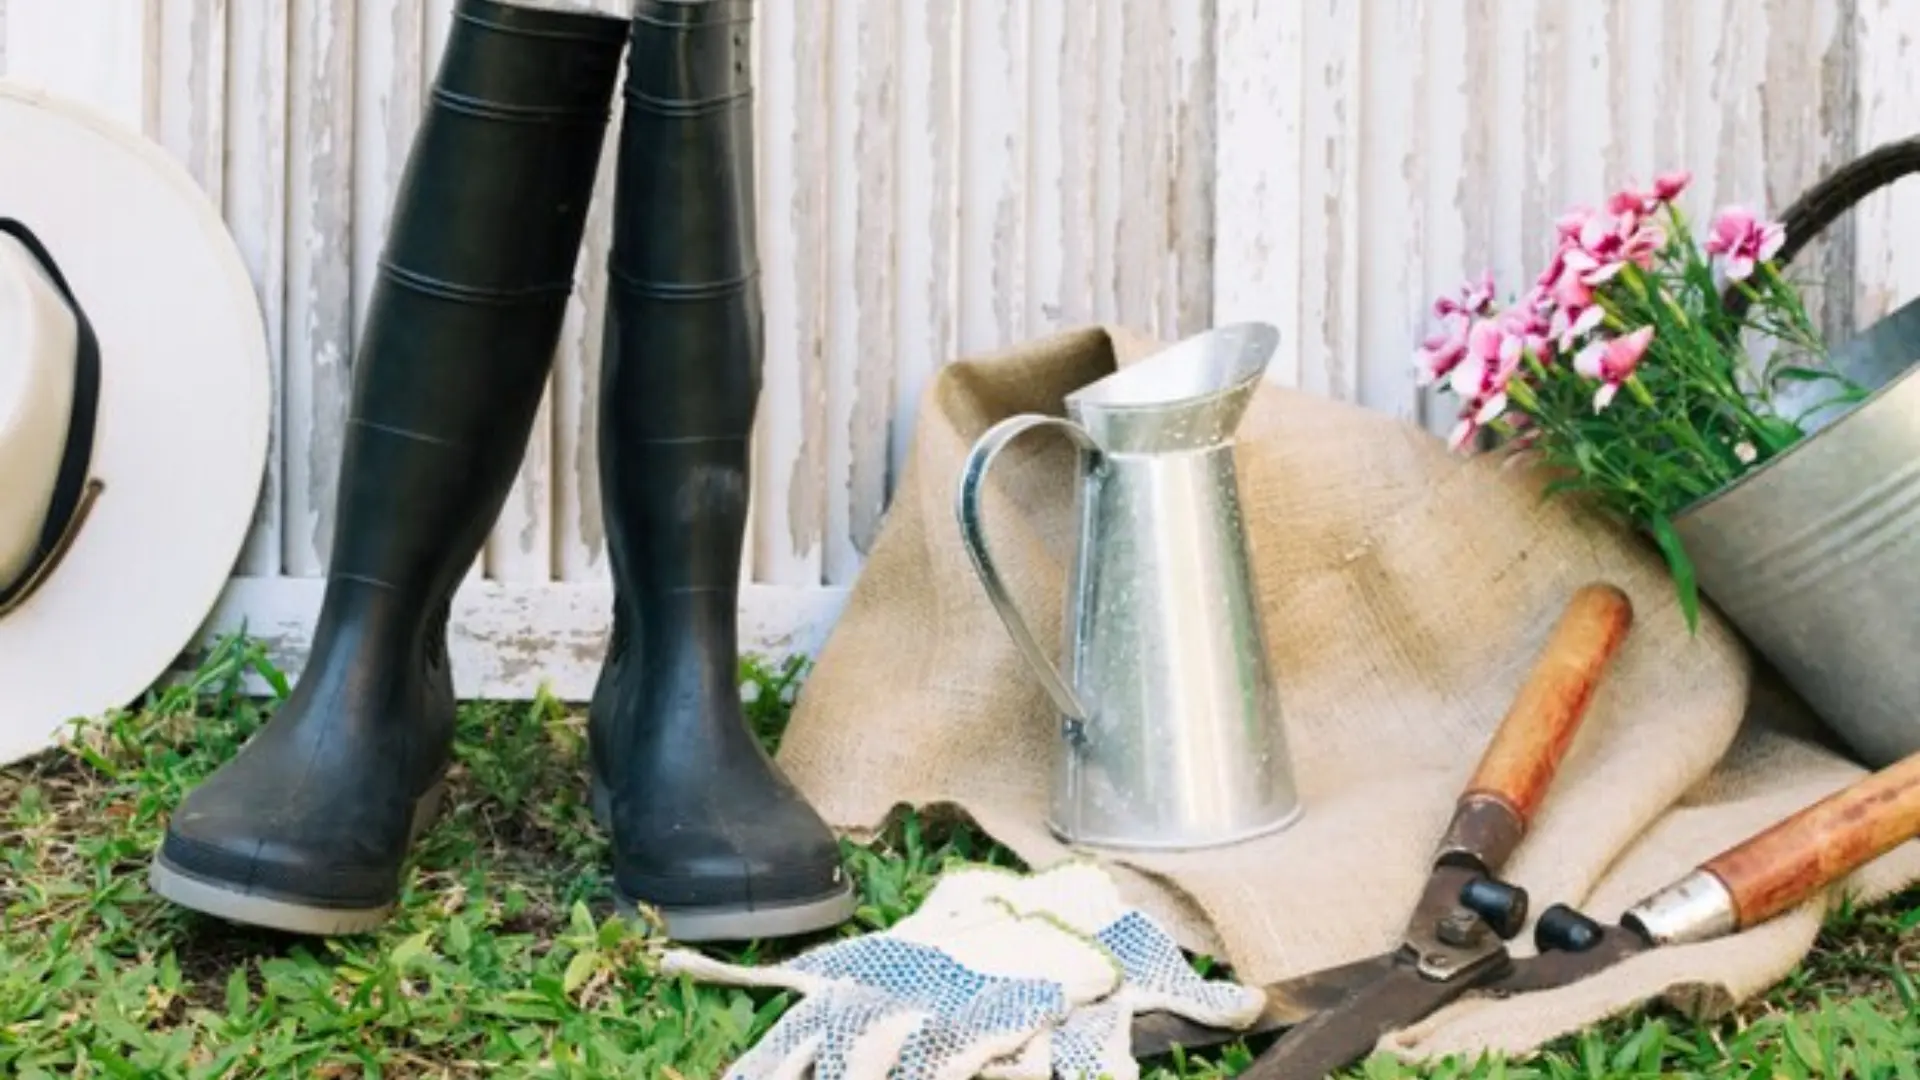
773;324;1920;1064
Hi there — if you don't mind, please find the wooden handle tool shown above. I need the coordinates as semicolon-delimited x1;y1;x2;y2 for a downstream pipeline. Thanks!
1437;583;1636;874
1623;749;1920;945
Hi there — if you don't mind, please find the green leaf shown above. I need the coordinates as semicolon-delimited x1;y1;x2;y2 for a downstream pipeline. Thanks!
444;918;472;958
224;966;251;1019
562;949;600;996
1649;514;1701;635
1771;365;1843;383
568;900;597;939
387;929;435;974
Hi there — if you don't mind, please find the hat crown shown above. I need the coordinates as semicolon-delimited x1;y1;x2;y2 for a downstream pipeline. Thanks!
0;232;78;594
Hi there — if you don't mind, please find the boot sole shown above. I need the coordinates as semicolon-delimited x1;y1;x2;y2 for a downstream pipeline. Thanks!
591;775;859;943
147;778;448;937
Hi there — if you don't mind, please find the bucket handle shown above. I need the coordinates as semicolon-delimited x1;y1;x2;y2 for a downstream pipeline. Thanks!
1722;134;1920;320
955;413;1098;725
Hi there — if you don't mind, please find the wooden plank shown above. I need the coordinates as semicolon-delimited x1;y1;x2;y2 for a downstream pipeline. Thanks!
1089;0;1126;326
1036;0;1098;332
1166;0;1218;338
1414;0;1471;435
835;0;901;569
1;0;160;132
884;0;961;487
1211;0;1304;384
1108;0;1178;338
1854;0;1920;329
224;0;289;577
1689;0;1772;227
752;0;830;586
188;577;853;702
1025;0;1068;339
1757;0;1854;341
155;0;228;206
1681;0;1727;216
821;0;868;582
282;0;357;577
1611;0;1687;189
1512;0;1560;334
1450;0;1496;314
1555;0;1626;225
956;0;1028;354
1559;0;1614;200
1297;0;1362;403
1490;0;1536;308
1357;0;1428;423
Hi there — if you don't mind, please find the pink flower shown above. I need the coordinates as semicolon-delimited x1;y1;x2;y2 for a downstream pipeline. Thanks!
1435;269;1498;321
1609;171;1693;215
1544;265;1604;348
1573;325;1654;411
1651;170;1691;202
1704;205;1786;281
1560;204;1666;285
1444;318;1526;449
1620;219;1666;265
1447;319;1513;397
1496;304;1551;362
1555;207;1594;245
1447;414;1482;453
1413;320;1470;386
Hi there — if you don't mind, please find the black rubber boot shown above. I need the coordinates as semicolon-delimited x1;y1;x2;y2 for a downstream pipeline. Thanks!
150;0;629;936
586;0;855;943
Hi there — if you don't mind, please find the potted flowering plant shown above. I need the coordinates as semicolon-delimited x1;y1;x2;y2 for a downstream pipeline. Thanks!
1414;170;1867;634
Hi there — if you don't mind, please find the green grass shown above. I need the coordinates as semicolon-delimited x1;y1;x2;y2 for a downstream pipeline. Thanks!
1;633;1915;1079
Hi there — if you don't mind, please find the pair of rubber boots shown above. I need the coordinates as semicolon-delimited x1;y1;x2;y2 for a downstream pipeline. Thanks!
147;0;855;943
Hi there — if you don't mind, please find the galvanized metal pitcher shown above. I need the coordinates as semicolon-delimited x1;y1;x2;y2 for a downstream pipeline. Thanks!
954;322;1302;852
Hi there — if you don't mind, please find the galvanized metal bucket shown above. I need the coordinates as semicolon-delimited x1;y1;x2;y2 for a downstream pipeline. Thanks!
1672;136;1920;769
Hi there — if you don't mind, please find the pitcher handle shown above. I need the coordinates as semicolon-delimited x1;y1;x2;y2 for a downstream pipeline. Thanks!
955;413;1097;723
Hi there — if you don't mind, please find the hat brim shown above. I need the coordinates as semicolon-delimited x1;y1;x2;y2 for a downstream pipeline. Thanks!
0;82;271;766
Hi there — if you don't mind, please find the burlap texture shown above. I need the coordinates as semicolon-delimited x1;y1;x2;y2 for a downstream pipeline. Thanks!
773;324;1920;1064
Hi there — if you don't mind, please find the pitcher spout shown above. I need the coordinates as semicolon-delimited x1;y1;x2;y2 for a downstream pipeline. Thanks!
1067;322;1279;454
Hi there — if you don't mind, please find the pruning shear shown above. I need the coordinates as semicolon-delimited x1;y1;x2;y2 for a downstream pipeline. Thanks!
1130;582;1920;1079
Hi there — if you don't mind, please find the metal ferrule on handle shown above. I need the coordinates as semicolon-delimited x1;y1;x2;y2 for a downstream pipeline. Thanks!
1624;748;1920;947
1618;868;1738;947
956;413;1098;724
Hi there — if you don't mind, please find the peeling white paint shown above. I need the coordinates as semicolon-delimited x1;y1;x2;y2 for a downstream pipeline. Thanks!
6;0;1915;697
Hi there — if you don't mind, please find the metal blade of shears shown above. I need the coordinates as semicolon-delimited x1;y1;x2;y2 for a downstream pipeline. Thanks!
1127;923;1652;1061
1237;957;1510;1080
1131;585;1637;1066
1128;952;1401;1059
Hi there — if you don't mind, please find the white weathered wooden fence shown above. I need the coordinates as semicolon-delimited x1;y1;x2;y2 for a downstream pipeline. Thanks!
3;0;1918;700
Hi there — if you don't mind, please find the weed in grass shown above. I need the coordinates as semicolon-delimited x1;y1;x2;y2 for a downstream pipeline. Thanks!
0;633;1914;1078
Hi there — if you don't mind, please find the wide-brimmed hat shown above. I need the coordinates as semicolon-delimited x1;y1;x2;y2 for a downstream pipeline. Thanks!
0;81;271;765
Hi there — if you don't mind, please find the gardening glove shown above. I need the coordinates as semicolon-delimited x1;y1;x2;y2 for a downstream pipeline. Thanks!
658;871;1123;1080
928;861;1268;1080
